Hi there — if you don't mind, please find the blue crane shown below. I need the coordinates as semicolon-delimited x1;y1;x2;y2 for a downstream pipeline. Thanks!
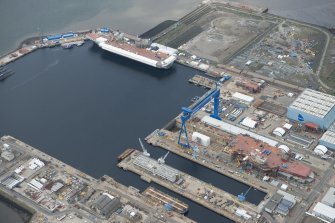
238;186;252;202
178;85;221;148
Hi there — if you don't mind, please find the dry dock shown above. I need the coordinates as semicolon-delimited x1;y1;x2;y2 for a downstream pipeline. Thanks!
146;128;276;196
143;186;189;214
118;150;265;223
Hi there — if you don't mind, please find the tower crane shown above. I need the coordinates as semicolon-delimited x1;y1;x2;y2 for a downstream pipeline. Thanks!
178;85;221;148
138;138;150;157
158;151;169;164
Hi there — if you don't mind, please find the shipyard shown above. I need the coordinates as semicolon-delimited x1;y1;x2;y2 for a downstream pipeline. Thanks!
0;136;194;223
1;0;335;223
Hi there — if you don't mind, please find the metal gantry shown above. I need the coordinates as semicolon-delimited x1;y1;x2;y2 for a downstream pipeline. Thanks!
178;85;221;148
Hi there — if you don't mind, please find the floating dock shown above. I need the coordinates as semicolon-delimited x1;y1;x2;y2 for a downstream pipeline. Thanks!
143;187;189;214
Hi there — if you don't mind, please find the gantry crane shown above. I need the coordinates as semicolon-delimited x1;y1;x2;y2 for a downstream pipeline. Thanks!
178;85;221;148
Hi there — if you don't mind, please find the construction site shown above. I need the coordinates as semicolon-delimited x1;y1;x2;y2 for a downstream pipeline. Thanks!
133;69;335;223
155;1;334;90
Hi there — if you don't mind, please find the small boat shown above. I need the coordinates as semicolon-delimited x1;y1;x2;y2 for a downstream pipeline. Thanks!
0;70;14;81
191;96;200;102
62;44;73;49
76;41;84;47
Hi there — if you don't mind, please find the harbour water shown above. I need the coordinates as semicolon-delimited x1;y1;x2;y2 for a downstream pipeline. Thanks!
0;197;31;223
1;0;334;56
0;0;334;222
0;41;267;222
0;0;201;56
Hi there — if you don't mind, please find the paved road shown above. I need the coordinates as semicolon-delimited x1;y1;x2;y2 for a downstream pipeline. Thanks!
287;160;335;223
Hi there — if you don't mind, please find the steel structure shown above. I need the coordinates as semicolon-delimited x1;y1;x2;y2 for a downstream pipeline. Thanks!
238;186;252;202
178;86;221;148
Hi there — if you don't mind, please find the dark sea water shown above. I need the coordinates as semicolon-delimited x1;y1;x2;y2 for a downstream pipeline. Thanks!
0;0;201;56
0;203;26;223
0;42;268;223
0;0;334;223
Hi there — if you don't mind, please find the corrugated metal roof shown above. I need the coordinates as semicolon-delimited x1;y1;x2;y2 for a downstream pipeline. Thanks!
313;202;335;220
240;117;257;128
320;131;335;145
322;187;335;207
201;116;278;146
232;92;254;103
328;121;335;133
289;88;335;118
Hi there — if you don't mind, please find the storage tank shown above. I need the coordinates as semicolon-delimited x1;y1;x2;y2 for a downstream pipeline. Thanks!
192;132;210;146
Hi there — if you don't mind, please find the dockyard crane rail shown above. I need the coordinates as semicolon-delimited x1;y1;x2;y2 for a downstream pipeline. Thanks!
178;85;221;148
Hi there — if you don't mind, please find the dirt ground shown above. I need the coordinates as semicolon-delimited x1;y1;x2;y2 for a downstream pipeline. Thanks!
181;11;272;63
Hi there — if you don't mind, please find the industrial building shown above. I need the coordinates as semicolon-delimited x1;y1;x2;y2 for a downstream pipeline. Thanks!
1;173;24;189
1;150;15;161
264;193;283;214
201;116;278;146
287;88;335;129
192;132;210;146
240;117;257;129
312;202;335;222
319;122;335;150
232;92;254;104
314;145;328;156
322;187;335;207
273;127;286;137
264;201;277;214
92;193;121;217
264;192;296;216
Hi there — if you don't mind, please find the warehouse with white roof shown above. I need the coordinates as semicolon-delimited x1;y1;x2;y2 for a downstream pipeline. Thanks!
319;121;335;150
287;88;335;129
312;202;335;222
